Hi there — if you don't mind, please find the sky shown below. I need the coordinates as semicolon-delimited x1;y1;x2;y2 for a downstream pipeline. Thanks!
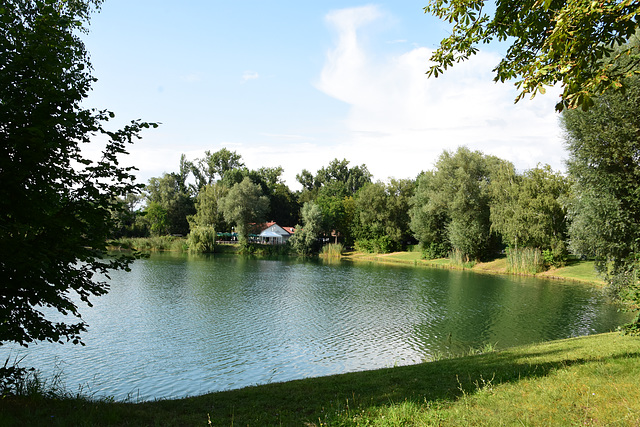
82;1;566;190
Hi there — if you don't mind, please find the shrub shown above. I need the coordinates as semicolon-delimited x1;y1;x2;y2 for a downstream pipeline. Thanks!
421;242;449;259
187;226;216;253
354;236;393;254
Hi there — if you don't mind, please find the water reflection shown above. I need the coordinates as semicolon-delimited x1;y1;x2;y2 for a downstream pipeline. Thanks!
2;253;629;401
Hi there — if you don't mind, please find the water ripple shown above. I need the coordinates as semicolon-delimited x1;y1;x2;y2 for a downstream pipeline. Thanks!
2;254;629;401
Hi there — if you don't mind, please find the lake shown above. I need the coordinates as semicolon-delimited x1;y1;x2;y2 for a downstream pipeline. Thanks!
2;253;629;401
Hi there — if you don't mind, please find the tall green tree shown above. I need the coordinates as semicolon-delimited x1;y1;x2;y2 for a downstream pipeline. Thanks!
145;173;194;236
220;177;269;244
409;171;450;258
193;148;245;188
289;202;323;256
0;0;156;347
188;181;229;231
562;75;640;332
353;179;415;253
424;0;640;110
409;147;504;262
489;164;569;259
296;159;372;242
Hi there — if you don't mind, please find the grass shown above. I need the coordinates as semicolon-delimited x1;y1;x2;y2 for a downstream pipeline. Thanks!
1;333;639;425
344;251;605;285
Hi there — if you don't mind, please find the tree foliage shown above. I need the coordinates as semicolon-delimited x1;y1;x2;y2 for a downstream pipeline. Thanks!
562;75;640;331
220;177;269;244
410;147;504;262
0;0;156;346
289;202;323;256
353;179;415;253
489;163;570;261
424;0;640;110
145;173;194;236
188;181;229;231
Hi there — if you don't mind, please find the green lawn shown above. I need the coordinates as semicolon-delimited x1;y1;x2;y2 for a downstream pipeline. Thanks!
1;333;639;426
347;251;604;285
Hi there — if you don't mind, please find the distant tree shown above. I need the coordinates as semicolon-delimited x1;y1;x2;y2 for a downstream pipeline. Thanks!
195;148;245;187
0;0;156;347
111;193;146;238
220;177;269;244
269;183;300;227
562;75;640;332
289;202;324;256
145;201;169;236
145;173;194;235
490;164;570;263
296;169;319;192
297;159;373;240
409;147;504;262
385;178;416;248
188;181;229;231
409;171;450;258
424;0;640;110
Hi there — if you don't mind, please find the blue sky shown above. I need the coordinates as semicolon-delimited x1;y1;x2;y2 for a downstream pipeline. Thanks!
82;1;565;189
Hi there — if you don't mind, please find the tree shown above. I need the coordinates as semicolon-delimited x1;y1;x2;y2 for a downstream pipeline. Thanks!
193;148;245;187
220;177;269;244
145;173;194;236
353;180;415;253
489;164;569;261
289;202;323;256
424;0;640;111
0;0;156;347
562;75;640;332
409;171;450;258
409;147;504;262
188;181;229;231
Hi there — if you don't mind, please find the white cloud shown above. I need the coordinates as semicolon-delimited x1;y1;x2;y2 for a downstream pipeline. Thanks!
242;71;260;82
316;5;565;181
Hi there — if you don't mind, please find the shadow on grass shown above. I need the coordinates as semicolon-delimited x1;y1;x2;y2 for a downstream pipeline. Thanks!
2;335;639;426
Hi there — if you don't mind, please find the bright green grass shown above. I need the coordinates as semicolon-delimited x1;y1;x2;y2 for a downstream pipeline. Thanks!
539;259;605;285
2;333;639;426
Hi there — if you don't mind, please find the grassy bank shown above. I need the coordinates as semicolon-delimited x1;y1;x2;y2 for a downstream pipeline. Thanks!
343;251;606;286
1;332;639;425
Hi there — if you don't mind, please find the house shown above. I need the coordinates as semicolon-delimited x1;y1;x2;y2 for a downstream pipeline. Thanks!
253;222;294;245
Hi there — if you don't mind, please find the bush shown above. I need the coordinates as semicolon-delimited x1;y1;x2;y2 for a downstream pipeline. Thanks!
187;226;216;253
354;236;393;254
421;242;449;259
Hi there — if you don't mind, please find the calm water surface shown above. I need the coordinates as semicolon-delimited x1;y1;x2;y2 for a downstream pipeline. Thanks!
4;253;628;401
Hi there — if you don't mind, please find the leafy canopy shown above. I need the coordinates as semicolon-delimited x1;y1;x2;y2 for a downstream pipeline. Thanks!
562;73;640;331
0;0;156;346
424;0;640;111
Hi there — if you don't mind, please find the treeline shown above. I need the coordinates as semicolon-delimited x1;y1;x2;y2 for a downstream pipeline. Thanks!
112;77;639;287
111;146;567;270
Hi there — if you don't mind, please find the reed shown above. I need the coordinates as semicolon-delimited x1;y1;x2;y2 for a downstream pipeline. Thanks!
320;243;344;258
109;236;187;252
506;247;545;274
449;249;476;268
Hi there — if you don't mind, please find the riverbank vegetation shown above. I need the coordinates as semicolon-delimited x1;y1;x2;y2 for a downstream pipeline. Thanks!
1;332;638;426
107;68;640;331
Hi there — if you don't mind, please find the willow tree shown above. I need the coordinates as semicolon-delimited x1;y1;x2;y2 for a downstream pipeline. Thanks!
562;74;640;333
220;177;269;244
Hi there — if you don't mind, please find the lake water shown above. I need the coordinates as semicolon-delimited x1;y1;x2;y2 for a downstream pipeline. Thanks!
2;253;629;401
